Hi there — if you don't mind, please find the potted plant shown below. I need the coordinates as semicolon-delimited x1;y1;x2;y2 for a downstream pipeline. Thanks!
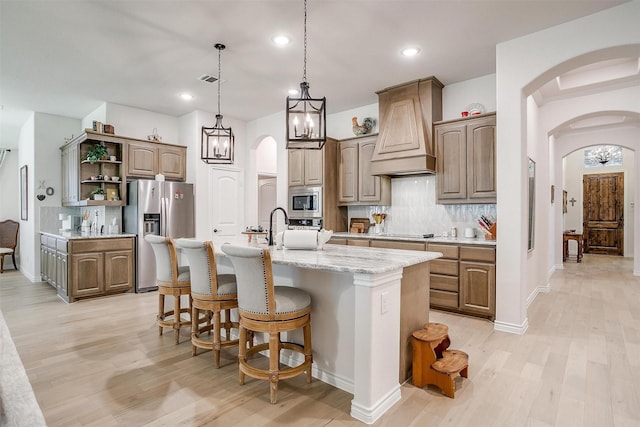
86;142;109;164
91;187;106;200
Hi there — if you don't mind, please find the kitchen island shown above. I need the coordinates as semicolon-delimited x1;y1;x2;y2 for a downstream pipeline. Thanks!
213;239;442;424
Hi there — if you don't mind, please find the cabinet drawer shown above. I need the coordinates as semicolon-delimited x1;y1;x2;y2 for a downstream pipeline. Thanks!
430;259;458;276
460;246;495;262
427;243;458;259
56;239;68;253
430;274;459;292
430;290;459;309
370;240;425;251
46;236;56;248
70;238;133;253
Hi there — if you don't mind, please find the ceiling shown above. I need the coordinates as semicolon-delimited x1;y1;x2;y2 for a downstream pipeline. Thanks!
0;0;632;147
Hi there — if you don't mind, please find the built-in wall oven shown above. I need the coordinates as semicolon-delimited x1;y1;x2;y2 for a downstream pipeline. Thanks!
289;186;322;218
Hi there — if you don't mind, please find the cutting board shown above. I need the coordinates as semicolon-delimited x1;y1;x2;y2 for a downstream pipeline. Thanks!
349;217;371;234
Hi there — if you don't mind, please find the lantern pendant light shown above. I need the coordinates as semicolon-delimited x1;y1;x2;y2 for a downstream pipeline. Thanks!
201;43;234;164
286;0;326;150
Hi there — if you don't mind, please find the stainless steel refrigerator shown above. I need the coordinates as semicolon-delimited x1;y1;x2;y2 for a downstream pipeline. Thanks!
124;180;195;292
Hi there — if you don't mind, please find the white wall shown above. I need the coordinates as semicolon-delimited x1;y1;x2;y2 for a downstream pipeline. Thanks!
496;0;640;332
0;149;20;221
442;74;497;121
17;114;35;279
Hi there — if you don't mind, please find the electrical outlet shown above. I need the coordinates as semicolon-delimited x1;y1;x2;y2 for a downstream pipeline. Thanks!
380;291;389;314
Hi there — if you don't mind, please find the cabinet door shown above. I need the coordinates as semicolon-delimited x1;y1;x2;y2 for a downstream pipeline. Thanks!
40;245;48;282
357;139;381;203
304;149;323;185
459;261;495;317
47;247;57;288
467;117;496;201
436;122;467;201
127;142;158;178
288;150;305;186
70;253;104;297
158;145;186;181
57;253;68;299
338;141;358;203
104;250;134;292
61;143;79;205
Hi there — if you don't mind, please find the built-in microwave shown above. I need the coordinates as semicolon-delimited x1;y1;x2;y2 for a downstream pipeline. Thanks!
289;186;322;218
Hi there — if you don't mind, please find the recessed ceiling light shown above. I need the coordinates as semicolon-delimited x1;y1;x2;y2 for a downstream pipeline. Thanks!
288;88;299;96
401;47;420;57
180;93;194;101
272;35;291;46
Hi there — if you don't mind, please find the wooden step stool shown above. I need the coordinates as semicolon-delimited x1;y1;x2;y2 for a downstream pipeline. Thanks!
412;322;469;398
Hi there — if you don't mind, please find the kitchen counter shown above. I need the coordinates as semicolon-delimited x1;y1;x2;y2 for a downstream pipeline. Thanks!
212;236;441;424
40;230;137;240
332;232;496;246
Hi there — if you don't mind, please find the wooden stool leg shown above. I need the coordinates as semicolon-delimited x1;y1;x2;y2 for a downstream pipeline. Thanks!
174;295;181;345
269;332;280;404
238;326;247;385
158;293;165;336
191;306;199;356
213;310;222;368
303;323;313;383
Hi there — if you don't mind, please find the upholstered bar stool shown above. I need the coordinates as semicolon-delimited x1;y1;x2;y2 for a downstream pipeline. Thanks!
145;235;192;344
175;238;240;367
221;244;313;404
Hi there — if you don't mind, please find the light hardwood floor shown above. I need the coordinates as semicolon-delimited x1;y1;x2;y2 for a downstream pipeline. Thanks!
1;254;639;426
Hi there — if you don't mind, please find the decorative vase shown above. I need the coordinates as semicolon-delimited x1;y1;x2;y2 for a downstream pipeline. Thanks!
93;194;105;201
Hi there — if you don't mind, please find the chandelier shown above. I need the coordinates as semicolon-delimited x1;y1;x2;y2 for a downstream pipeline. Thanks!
589;145;616;165
201;43;234;164
286;0;326;150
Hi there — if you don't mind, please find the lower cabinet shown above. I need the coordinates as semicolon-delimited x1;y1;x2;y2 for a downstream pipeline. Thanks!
69;238;134;302
427;243;496;320
40;235;68;300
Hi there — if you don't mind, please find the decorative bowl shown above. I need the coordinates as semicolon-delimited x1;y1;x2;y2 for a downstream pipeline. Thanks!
112;176;120;182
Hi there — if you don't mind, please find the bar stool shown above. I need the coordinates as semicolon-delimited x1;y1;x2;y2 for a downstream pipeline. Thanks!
145;235;192;344
175;238;240;367
221;244;313;404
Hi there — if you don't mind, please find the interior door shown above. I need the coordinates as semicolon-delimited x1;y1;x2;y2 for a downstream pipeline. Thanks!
258;176;277;231
583;172;624;255
209;167;243;238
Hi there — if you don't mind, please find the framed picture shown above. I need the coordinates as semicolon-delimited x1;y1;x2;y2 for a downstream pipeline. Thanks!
551;185;555;204
563;190;568;214
20;165;28;220
528;158;535;251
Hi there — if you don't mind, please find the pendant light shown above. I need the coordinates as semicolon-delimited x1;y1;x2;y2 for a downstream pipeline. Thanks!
202;43;234;164
286;0;326;150
590;144;616;165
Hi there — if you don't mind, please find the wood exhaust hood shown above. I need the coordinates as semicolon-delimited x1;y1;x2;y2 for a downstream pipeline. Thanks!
370;76;443;176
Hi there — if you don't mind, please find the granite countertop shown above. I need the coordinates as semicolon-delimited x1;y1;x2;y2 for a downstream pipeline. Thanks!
209;236;442;274
331;232;496;246
40;230;136;240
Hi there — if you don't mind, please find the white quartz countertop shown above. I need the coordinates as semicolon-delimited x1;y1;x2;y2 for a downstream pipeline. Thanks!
40;230;136;240
331;232;496;246
210;236;442;274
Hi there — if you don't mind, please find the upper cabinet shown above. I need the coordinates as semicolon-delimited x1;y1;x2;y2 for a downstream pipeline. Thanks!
288;148;323;186
60;131;126;207
435;113;496;204
370;77;443;176
127;140;186;181
61;131;187;207
338;134;391;206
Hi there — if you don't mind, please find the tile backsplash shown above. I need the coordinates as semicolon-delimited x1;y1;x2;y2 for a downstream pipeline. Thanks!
40;206;122;234
348;175;496;236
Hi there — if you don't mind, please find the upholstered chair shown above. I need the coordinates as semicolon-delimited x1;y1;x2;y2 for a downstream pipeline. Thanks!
0;220;19;273
144;235;192;344
220;244;312;404
175;238;239;367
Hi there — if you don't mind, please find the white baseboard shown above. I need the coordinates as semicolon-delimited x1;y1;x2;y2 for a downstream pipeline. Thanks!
494;318;529;335
526;284;550;307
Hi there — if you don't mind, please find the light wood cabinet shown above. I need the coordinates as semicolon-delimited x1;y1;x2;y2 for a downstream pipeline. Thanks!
338;134;391;206
288;148;323;186
68;237;134;302
40;235;69;301
127;140;186;181
60;131;126;207
427;242;495;319
435;113;496;204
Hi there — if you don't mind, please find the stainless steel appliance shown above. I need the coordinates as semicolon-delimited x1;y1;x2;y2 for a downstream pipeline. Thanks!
124;180;195;292
288;218;323;230
289;186;322;218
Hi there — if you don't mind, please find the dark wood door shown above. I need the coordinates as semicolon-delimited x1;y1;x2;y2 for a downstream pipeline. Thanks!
583;172;623;255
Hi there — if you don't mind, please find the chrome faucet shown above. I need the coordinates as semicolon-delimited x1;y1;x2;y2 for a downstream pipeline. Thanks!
268;207;289;246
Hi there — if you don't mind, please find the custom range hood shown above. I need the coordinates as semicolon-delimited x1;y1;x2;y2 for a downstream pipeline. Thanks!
370;76;443;176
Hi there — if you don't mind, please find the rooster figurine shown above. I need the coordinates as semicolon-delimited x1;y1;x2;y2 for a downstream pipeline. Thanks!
352;117;374;136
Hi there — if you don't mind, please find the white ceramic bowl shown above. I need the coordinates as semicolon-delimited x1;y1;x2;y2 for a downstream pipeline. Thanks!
112;176;120;182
